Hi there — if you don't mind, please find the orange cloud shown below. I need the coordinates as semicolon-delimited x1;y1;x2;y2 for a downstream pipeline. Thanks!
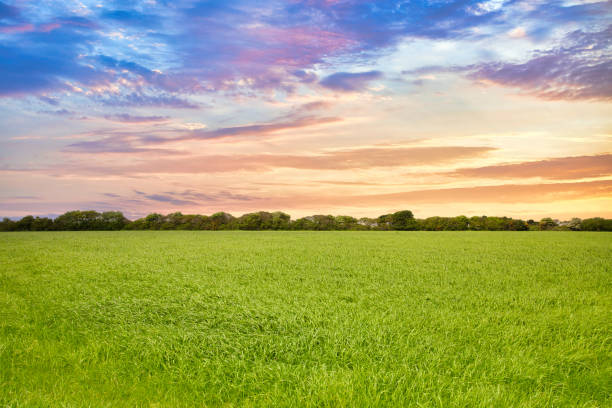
449;154;612;180
247;180;612;209
56;145;495;174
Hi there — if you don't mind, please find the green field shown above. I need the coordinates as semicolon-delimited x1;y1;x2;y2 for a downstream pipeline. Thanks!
1;232;610;407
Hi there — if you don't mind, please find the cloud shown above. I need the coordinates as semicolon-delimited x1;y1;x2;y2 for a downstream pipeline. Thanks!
98;93;200;109
143;194;197;206
60;115;342;153
0;15;107;97
38;95;60;105
0;0;505;99
0;43;104;97
243;179;612;210
160;189;254;202
448;154;612;180
65;136;182;155
179;115;341;142
39;108;76;116
103;114;170;123
467;25;612;101
326;179;612;206
293;101;333;113
1;0;608;101
320;71;383;92
53;145;495;175
283;0;502;47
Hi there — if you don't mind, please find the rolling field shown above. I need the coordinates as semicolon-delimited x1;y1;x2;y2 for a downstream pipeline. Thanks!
1;231;610;407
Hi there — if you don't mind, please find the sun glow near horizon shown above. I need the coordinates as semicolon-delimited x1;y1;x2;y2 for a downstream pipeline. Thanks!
0;0;611;219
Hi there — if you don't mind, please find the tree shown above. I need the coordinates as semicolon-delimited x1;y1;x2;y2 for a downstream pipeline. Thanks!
390;210;417;230
508;218;528;231
291;217;315;230
210;212;236;230
484;216;505;231
162;212;185;230
358;217;377;230
468;216;486;231
566;218;582;231
0;217;16;231
311;215;337;230
31;216;54;231
581;217;612;231
539;217;557;231
143;213;164;230
100;211;129;230
376;214;392;230
271;212;291;230
449;216;469;231
335;215;358;230
15;215;35;231
238;212;270;230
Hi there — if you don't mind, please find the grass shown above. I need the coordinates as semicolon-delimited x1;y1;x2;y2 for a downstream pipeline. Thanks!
0;231;610;407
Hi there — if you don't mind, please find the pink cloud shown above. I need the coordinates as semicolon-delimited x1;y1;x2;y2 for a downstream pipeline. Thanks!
48;145;495;174
0;23;34;33
449;154;612;180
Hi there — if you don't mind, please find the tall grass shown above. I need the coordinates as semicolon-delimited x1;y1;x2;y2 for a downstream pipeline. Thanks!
1;232;610;407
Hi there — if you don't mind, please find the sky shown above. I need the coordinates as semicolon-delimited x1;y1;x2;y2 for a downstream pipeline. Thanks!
0;0;611;220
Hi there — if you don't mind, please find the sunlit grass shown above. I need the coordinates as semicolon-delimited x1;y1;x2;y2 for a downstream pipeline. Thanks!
1;231;610;407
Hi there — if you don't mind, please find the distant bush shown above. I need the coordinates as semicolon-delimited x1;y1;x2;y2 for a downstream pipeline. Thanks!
2;210;610;231
580;217;612;231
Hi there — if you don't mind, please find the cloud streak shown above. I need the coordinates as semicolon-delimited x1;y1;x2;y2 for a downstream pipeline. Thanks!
103;114;170;123
253;180;612;209
320;71;382;92
467;26;612;101
52;145;496;174
448;154;612;180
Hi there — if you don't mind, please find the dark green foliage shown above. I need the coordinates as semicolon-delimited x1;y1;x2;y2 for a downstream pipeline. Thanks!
209;212;237;230
420;216;468;231
376;214;393;230
291;216;316;230
334;215;359;230
54;210;129;230
539;217;558;231
2;210;610;231
100;211;130;230
390;210;417;230
15;215;35;231
237;211;291;230
581;217;612;231
30;216;55;231
0;218;16;231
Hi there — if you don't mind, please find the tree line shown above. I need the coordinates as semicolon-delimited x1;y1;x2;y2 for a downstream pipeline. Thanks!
1;210;611;231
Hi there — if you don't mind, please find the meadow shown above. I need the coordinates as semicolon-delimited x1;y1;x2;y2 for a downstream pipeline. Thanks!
1;231;610;407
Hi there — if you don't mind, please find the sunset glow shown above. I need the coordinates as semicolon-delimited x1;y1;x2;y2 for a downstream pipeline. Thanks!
1;0;611;219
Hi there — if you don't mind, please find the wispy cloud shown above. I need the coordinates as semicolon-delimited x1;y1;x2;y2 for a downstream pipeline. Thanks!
448;154;612;180
103;114;170;123
97;93;200;109
48;145;496;175
467;26;612;101
320;71;383;92
143;194;197;206
254;180;612;209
